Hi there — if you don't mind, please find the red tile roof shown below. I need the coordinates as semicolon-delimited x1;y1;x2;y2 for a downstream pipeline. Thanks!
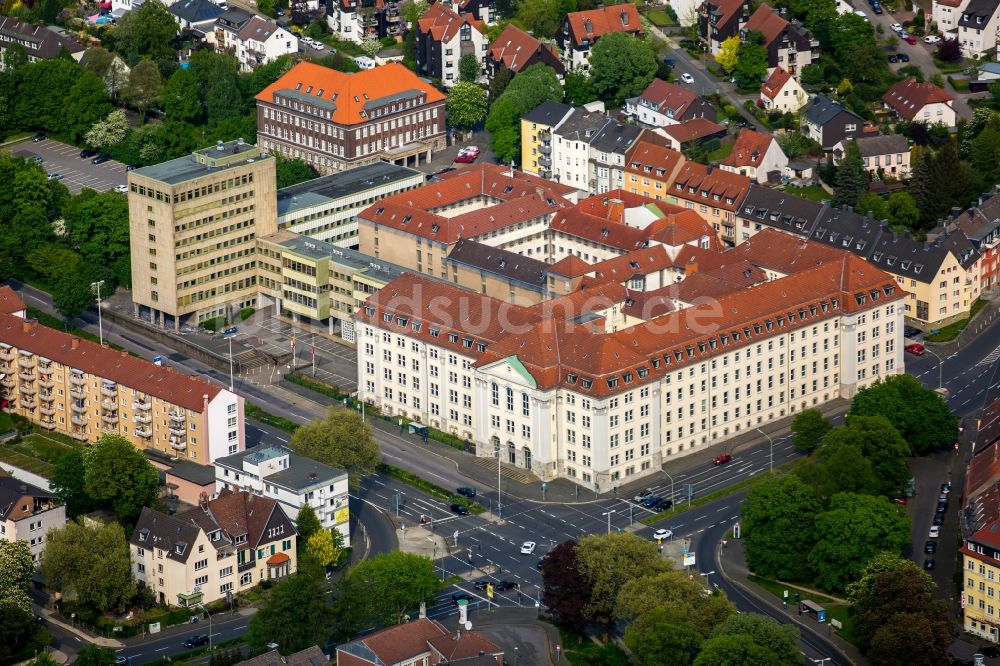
722;129;776;169
669;162;752;211
565;4;643;46
702;0;746;29
0;286;26;316
181;489;290;549
624;140;688;181
0;313;223;411
336;617;499;666
489;23;557;73
882;78;954;121
418;1;484;43
760;67;793;100
645;210;721;247
744;3;788;46
589;246;674;282
256;61;445;126
637;78;698;117
661;118;728;143
548;254;593;277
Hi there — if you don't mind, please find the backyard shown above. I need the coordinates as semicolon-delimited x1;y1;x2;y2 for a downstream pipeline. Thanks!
0;430;83;477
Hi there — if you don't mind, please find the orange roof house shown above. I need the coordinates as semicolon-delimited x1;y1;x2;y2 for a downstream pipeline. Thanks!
558;4;643;70
882;78;956;126
488;23;564;77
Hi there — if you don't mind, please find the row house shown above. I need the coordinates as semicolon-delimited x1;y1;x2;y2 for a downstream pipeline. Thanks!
623;78;718;128
327;0;401;42
355;230;904;487
621;139;689;201
416;1;487;87
487;24;564;80
256;61;447;174
943;187;1000;292
521;101;574;179
663;162;752;243
0;315;244;463
558;4;643;70
0;476;65;563
130;490;296;607
740;4;817;78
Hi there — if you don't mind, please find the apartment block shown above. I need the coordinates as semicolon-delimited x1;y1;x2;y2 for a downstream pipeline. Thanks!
128;139;277;330
0;476;66;563
214;446;350;542
131;490;296;607
327;0;402;43
356;228;904;487
558;4;644;71
256;61;447;174
416;1;487;87
520;101;573;179
0;315;244;463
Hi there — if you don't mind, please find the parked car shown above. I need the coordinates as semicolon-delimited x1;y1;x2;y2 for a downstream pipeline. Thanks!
641;495;663;508
888;54;899;63
889;22;903;32
680;72;695;84
183;635;209;648
933;513;945;526
32;132;46;142
91;154;111;164
653;528;673;540
936;501;948;513
633;488;653;503
904;325;922;338
126;164;137;171
80;148;97;158
454;151;478;164
925;540;937;554
939;492;949;502
451;592;473;605
450;503;469;515
47;172;62;180
115;657;128;666
905;343;925;356
941;482;951;494
114;184;128;193
924;34;942;43
456;487;476;498
473;580;489;591
929;525;941;538
903;35;918;45
924;557;935;570
873;5;882;13
520;541;536;555
714;453;733;465
980;646;1000;658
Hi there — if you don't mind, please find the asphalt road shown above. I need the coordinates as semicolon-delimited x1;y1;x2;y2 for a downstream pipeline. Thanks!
10;137;129;194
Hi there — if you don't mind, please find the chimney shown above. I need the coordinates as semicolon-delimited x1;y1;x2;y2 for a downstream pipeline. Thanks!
584;17;592;33
21;320;32;333
71;337;80;350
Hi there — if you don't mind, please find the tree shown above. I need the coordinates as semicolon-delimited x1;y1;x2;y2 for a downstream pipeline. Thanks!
848;375;958;454
62;189;130;280
446;81;488;130
64;72;114;143
51;449;96;518
247;566;332;654
886;190;920;231
831;140;868;207
808;493;910;591
458;53;480;83
40;520;135;612
488;66;511;103
306;530;340;567
847;552;935;604
339;551;440;625
790;409;832;452
75;646;117;666
52;272;94;324
821;415;911;498
855;192;888;221
938;37;962;63
85;110;130;150
540;540;591;632
563;70;597;106
0;605;42;665
274;155;318;188
733;33;768;89
614;570;735;637
295;504;323;545
741;476;820;581
0;540;33;613
710;613;801;666
868;609;953;666
113;0;180;64
796;439;880;499
515;0;565;38
575;532;670;627
162;68;202;123
624;607;702;666
290;408;379;491
82;434;160;523
693;635;783;666
715;35;740;74
122;60;163;123
589;33;657;107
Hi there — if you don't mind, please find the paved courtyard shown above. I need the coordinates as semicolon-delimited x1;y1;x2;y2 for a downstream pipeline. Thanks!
9;137;129;194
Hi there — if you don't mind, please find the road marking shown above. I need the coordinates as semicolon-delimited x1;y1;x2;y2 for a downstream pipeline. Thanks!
978;343;1000;367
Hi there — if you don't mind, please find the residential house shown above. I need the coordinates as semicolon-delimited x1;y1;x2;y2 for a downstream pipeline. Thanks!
145;448;217;507
623;78;717;128
698;0;748;55
803;93;865;150
720;129;788;184
760;67;807;113
336;617;503;665
883;78;957;128
944;187;1000;292
551;104;611;190
169;0;224;34
130;490;296;607
740;4;816;77
0;476;65;563
256;61;447;173
520;100;573;178
442;0;496;24
0;18;84;66
734;181;824;244
588;121;644;194
0;315;245;462
622;140;688;200
664;162;752;241
957;0;1000;58
487;23;564;79
834;134;911;177
657;118;728;152
416;2;487;87
327;0;402;43
214;8;253;54
934;0;973;36
0;286;26;318
233;17;297;72
235;647;328;666
558;4;643;71
214;446;350;542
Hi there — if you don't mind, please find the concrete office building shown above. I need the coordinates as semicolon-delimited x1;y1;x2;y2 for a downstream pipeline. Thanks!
128;140;278;330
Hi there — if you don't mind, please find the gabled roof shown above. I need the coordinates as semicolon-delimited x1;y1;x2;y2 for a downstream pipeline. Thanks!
256;61;445;126
722;129;776;169
130;506;202;563
565;4;643;47
804;93;863;126
702;0;745;26
489;23;558;74
743;3;788;45
958;0;1000;29
624;140;687;181
523;100;573;125
418;1;484;43
548;254;593;277
850;133;909;158
336;618;500;666
636;78;698;116
170;0;225;23
737;182;824;233
0;314;223;411
0;286;26;316
949;188;1000;245
0;17;84;58
238;15;281;41
661;118;727;143
669;162;751;210
760;67;793;100
235;646;327;666
179;490;293;549
0;476;56;522
882;78;953;121
447;238;549;288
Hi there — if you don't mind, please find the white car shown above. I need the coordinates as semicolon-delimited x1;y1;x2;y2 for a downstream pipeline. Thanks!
520;541;536;555
114;184;128;193
929;525;941;538
680;72;695;84
924;35;942;43
653;528;673;540
889;22;903;32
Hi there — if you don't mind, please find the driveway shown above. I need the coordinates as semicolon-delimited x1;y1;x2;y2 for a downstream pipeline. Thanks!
10;137;129;194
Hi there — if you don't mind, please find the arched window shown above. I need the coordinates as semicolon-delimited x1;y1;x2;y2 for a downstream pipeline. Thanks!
522;447;532;470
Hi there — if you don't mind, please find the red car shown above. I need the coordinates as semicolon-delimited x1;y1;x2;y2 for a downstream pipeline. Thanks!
454;152;477;163
713;453;732;465
903;35;917;45
905;343;925;356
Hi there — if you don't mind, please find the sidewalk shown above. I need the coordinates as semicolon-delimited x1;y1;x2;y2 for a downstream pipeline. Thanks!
719;538;866;665
38;607;125;648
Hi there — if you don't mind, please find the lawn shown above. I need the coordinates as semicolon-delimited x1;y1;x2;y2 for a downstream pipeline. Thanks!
924;298;988;342
790;184;830;202
0;431;83;478
645;9;677;26
748;575;857;646
706;141;734;162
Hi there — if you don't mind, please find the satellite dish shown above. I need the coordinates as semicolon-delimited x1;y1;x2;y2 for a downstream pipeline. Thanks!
464;621;472;631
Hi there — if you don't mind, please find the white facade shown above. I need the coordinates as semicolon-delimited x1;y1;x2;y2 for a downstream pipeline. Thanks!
721;139;788;184
1;497;65;563
205;392;243;463
553;132;598;189
327;6;364;42
934;0;973;35
917;100;958;128
237;22;297;72
760;71;808;113
440;29;489;87
958;7;1000;58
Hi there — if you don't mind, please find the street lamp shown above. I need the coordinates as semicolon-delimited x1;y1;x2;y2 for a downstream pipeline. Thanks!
224;334;236;391
195;603;212;653
601;510;616;534
756;428;773;473
90;280;105;346
924;347;945;390
699;570;715;590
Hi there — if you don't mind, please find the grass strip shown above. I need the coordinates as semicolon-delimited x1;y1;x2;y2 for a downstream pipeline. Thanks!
747;574;858;645
377;463;484;514
245;404;299;433
924;298;988;342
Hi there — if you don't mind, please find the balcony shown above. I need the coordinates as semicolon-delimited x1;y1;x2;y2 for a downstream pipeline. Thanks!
133;398;151;411
101;383;117;398
0;347;13;362
102;412;119;425
70;387;86;400
38;363;52;375
39;406;55;416
17;356;35;369
170;438;187;451
38;378;53;388
134;413;152;424
539;144;551;155
39;418;56;430
70;373;86;387
102;398;116;410
71;401;86;414
540;132;551;144
135;426;152;438
0;376;14;389
238;560;255;573
19;397;36;410
71;430;89;442
539;156;551;167
169;410;185;422
39;391;53;402
169;425;187;437
18;371;34;382
71;414;87;426
19;384;35;395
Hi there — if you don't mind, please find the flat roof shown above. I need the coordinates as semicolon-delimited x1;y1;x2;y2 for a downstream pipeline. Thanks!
277;162;424;217
134;140;269;186
215;447;346;491
144;448;217;486
262;231;413;282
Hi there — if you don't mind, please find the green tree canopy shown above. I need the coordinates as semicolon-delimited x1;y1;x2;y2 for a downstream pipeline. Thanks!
589;33;657;107
716;35;740;73
790;408;833;453
289;408;380;491
62;189;130;285
741;475;820;581
624;607;702;666
614;570;735;637
122;59;163;122
855;192;888;222
693;634;783;666
162;68;203;123
515;0;568;37
795;439;880;499
0;605;44;665
848;375;958;454
306;530;340;567
274;155;318;188
246;565;332;654
821;415;911;498
563;70;597;106
446;81;488;130
733;32;768;90
458;53;481;83
112;0;179;64
294;504;323;545
885;190;920;231
40;519;135;612
709;613;801;665
82;434;161;523
575;532;671;627
75;646;117;666
0;540;34;614
831;140;868;207
50;449;97;518
52;272;95;324
339;551;440;625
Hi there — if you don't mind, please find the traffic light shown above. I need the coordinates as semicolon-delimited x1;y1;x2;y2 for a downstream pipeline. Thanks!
486;583;494;600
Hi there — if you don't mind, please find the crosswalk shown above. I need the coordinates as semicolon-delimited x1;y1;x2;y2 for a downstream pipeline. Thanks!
978;343;1000;367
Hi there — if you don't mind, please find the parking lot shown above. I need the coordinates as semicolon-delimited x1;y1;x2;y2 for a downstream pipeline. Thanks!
10;137;128;194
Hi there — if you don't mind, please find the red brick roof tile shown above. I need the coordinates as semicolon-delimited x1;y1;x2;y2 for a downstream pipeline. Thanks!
489;23;557;73
882;78;953;121
722;129;775;169
418;1;484;42
744;3;788;46
0;286;26;316
565;4;643;46
760;67;792;100
661;118;728;143
636;78;698;117
669;162;751;211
